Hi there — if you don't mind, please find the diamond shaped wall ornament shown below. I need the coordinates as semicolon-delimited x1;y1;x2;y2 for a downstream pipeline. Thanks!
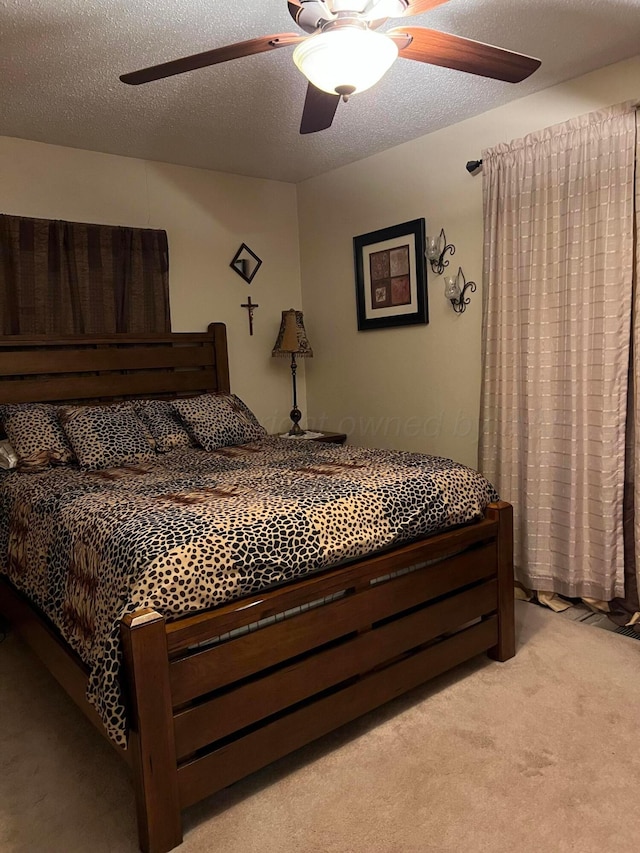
230;243;262;284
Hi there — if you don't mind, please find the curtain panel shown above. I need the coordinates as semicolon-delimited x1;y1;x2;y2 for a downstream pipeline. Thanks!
0;215;170;335
631;110;640;612
479;103;636;601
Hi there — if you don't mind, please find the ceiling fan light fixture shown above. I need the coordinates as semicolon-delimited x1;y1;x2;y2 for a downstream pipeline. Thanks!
363;0;407;19
293;27;398;95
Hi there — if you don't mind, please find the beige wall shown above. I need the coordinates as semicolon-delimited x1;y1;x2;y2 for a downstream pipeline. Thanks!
3;54;640;452
297;55;640;468
0;135;304;432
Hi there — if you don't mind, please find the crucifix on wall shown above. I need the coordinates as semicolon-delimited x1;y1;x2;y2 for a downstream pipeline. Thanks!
241;296;259;335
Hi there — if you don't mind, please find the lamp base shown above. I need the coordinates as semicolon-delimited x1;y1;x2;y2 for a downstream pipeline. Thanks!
288;404;305;436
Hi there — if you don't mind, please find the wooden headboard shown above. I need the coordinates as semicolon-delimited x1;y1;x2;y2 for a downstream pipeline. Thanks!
0;322;230;405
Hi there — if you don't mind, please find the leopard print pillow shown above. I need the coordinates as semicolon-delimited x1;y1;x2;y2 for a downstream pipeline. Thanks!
0;403;75;472
172;393;265;451
228;394;264;431
133;399;193;452
59;403;156;470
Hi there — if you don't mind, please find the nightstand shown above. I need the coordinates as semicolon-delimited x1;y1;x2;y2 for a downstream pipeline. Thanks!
272;431;347;445
309;431;347;445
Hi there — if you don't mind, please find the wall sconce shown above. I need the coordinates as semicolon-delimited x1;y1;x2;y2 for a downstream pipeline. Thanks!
426;228;455;275
444;267;476;314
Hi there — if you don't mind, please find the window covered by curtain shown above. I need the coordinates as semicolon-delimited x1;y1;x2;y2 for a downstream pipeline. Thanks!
479;103;636;602
0;215;170;335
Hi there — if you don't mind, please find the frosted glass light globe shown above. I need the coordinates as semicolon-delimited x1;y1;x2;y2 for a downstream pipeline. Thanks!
293;27;398;96
444;276;461;301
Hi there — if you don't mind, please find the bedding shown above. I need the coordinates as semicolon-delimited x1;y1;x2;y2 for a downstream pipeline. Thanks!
133;399;194;451
0;437;498;746
59;402;156;470
172;393;266;449
0;403;75;471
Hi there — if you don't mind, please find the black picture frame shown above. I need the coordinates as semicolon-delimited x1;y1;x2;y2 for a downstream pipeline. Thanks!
353;218;428;331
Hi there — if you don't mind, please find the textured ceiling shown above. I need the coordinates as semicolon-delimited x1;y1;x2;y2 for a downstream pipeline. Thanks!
2;0;640;183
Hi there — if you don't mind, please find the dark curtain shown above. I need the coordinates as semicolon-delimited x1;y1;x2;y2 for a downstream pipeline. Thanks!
0;214;170;334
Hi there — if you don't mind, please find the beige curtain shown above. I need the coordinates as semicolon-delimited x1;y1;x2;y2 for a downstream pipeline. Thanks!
632;111;640;614
479;103;637;602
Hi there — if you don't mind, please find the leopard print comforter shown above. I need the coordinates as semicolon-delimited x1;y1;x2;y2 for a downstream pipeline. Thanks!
0;438;498;746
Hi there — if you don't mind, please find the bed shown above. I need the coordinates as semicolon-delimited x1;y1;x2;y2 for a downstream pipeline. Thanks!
0;322;514;853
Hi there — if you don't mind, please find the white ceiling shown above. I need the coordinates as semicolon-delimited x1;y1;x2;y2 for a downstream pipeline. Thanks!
2;0;640;183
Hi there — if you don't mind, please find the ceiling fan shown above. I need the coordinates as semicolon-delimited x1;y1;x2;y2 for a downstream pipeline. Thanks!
120;0;541;135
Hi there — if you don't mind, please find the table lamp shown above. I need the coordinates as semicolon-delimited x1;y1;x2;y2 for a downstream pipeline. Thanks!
272;309;313;436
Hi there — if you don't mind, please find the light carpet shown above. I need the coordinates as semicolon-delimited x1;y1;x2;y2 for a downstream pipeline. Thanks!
1;601;639;853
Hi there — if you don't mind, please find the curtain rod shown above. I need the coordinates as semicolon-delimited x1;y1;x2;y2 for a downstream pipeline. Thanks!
467;101;640;170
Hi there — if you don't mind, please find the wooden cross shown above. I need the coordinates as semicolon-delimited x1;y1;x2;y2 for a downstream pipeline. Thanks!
241;296;259;335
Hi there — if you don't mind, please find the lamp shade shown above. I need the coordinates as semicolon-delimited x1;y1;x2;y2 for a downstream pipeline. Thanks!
293;27;398;96
272;309;313;357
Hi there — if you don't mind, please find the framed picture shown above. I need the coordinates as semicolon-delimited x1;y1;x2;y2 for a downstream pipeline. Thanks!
353;218;428;331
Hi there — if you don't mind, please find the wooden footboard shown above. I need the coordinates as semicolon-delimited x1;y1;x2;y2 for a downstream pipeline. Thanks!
120;500;514;853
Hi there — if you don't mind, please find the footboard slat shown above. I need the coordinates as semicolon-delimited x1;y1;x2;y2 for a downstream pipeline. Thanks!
177;617;498;808
173;580;498;759
169;542;496;705
165;517;499;654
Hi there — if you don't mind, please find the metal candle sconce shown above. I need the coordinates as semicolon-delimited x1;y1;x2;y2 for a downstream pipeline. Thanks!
426;228;455;275
444;267;476;314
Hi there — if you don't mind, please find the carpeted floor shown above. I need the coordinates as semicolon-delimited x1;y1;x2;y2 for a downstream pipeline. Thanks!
1;601;639;853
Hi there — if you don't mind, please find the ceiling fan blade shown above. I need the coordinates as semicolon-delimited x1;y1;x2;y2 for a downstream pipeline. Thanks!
402;0;451;16
388;27;541;83
120;33;304;85
300;83;340;134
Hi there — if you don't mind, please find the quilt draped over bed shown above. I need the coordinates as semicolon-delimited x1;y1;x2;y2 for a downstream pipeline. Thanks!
0;438;498;745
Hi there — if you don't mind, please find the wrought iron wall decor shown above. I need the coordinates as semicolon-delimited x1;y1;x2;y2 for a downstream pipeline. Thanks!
444;267;476;314
426;228;455;275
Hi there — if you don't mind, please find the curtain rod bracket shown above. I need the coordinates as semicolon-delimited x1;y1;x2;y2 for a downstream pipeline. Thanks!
466;159;483;175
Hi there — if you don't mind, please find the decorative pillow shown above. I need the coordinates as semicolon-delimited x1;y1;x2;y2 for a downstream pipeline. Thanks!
133;399;193;452
172;393;265;451
59;403;156;470
0;403;75;471
0;440;18;470
109;401;157;451
228;394;264;431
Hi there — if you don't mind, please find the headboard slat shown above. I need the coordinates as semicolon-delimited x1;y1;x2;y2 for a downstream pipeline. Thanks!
0;344;215;377
0;333;212;347
0;323;230;405
0;370;219;405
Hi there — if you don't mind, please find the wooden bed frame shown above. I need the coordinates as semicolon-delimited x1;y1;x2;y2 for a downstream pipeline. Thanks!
0;323;514;853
